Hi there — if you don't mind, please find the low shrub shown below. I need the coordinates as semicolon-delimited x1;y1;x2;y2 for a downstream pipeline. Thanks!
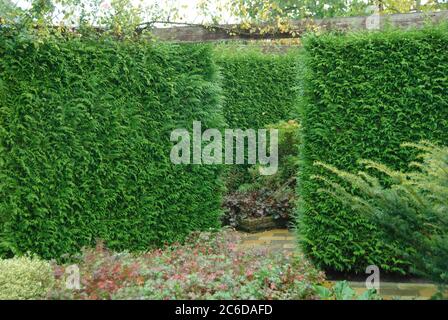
223;188;293;228
315;141;448;288
0;255;54;300
49;230;326;300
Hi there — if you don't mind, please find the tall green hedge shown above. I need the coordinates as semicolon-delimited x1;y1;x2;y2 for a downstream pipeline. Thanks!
215;46;300;130
215;46;301;189
298;25;448;273
0;35;224;259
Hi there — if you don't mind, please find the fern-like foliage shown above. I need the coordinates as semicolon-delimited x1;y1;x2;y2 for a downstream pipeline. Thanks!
314;141;448;288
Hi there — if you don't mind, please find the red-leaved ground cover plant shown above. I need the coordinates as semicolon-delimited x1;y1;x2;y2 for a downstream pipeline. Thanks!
48;230;325;300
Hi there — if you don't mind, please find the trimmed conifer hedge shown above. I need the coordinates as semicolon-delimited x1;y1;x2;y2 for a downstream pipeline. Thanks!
0;35;224;259
215;46;300;130
298;25;448;273
215;47;301;189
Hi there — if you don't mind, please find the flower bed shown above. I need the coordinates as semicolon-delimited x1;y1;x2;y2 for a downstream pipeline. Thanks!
0;230;379;300
48;230;325;300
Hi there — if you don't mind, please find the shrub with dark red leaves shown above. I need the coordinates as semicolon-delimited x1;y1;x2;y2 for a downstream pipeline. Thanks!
223;188;294;228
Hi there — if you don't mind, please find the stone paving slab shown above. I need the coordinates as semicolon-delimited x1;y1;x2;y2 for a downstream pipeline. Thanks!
238;228;439;300
239;229;295;252
344;281;439;300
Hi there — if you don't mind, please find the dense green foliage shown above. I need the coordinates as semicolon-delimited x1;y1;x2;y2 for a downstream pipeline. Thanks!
215;46;301;190
298;25;448;273
215;46;300;130
0;34;224;259
316;142;448;287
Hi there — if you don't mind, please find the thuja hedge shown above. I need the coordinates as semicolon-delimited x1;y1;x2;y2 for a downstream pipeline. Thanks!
298;25;448;273
215;46;300;130
0;35;224;259
215;46;301;188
